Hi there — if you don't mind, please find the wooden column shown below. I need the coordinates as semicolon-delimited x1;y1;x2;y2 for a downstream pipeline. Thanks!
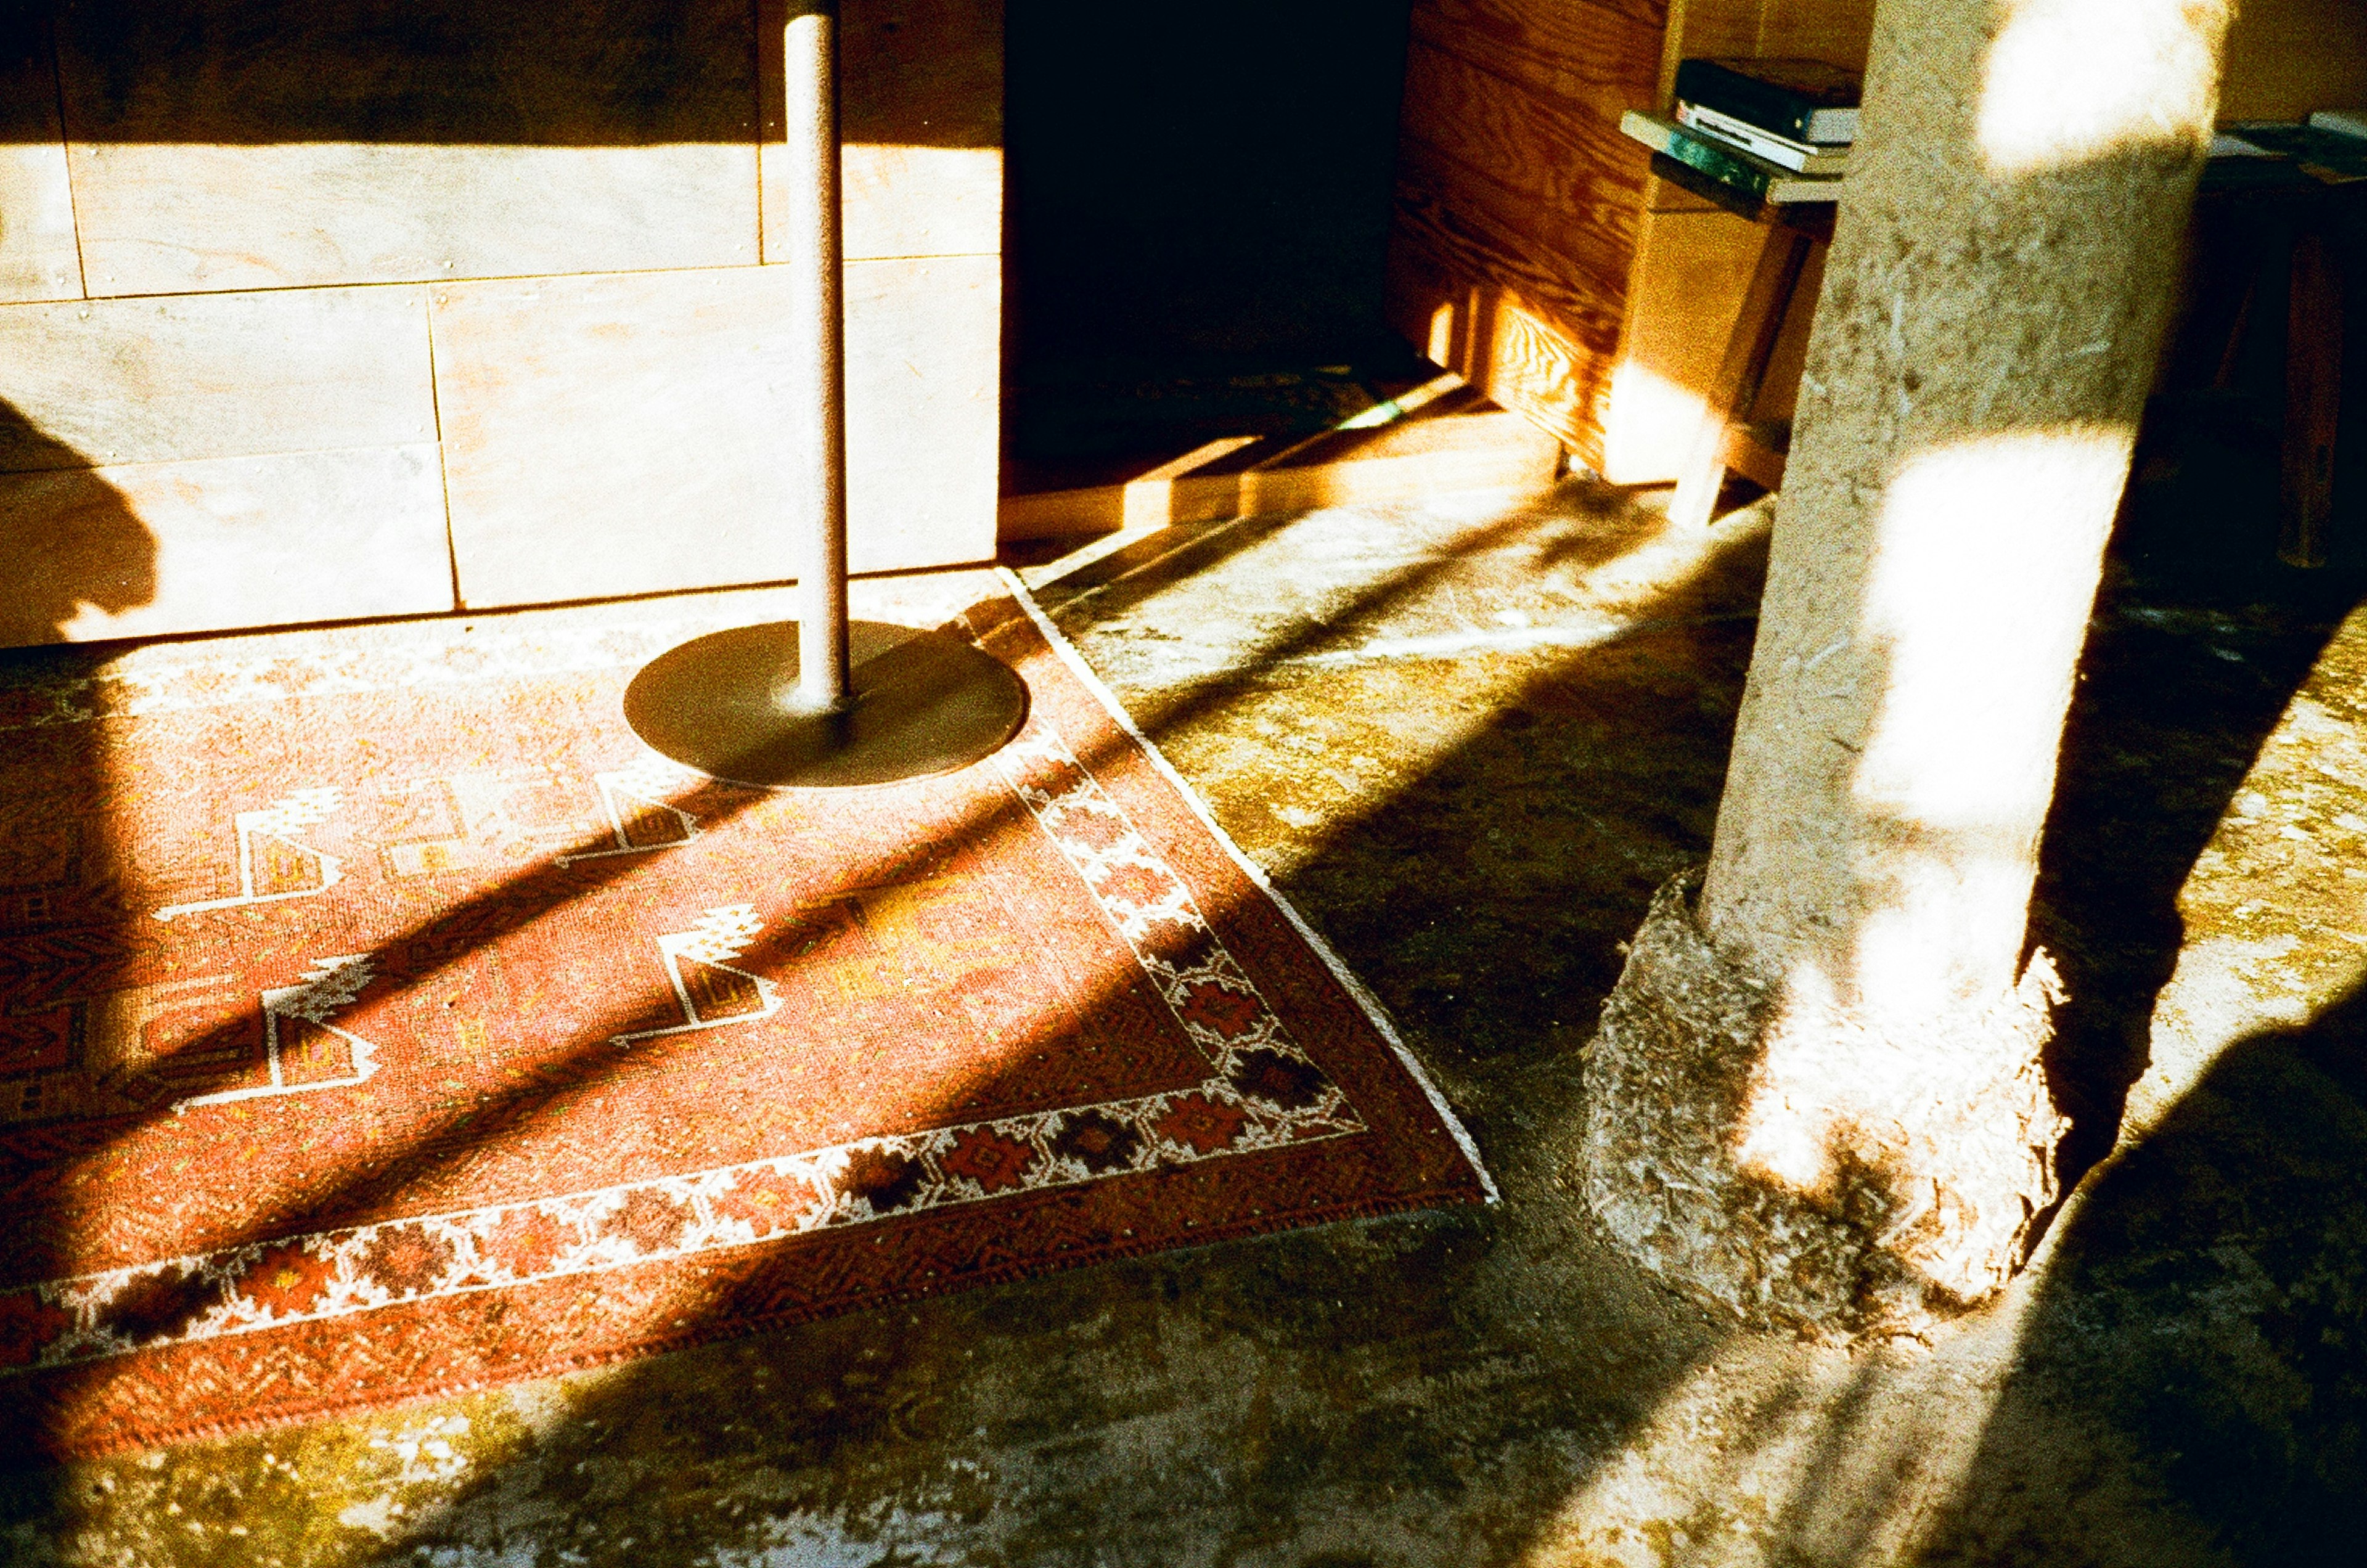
1580;0;2236;1336
1664;213;1819;531
2280;227;2343;567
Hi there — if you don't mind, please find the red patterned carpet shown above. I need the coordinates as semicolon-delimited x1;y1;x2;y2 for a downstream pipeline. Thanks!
0;590;1487;1458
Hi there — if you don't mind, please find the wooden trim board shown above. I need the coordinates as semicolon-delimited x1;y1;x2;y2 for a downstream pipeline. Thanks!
998;396;1563;542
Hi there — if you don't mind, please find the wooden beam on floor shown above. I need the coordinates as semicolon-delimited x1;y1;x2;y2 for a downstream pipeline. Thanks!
997;396;1564;542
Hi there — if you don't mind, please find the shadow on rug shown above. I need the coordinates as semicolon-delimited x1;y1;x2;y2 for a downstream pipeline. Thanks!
0;590;1487;1458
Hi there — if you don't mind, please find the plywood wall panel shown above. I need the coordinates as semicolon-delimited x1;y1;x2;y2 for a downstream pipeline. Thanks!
0;444;453;647
2;0;1002;645
54;0;759;295
0;288;434;470
434;267;810;608
1397;43;1648;288
436;258;997;609
1410;0;1664;119
1385;182;1620;467
64;143;758;297
0;14;80;303
838;145;1002;260
844;254;999;573
1389;0;1667;462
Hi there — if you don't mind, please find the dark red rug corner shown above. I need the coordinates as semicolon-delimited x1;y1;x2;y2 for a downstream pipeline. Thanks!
0;594;1488;1460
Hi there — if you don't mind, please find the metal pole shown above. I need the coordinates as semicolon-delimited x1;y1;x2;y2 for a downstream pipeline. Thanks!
783;2;851;713
620;0;1025;786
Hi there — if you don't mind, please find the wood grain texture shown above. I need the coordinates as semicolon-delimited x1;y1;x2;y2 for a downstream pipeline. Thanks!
0;287;434;470
55;0;760;294
435;259;997;609
1487;300;1606;466
1602;206;1805;482
1389;1;1664;462
0;444;453;646
1386;171;1627;467
0;13;80;302
998;407;1560;540
1410;0;1666;119
1397;40;1648;287
762;0;1004;263
1645;173;1723;214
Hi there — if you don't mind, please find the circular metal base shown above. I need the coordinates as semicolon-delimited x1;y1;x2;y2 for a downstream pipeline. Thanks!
623;621;1028;787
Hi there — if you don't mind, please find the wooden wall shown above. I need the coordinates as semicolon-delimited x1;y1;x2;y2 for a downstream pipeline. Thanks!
2218;0;2367;122
1651;0;2367;134
1595;0;1869;480
0;1;1002;647
1383;0;1670;472
1592;0;2367;483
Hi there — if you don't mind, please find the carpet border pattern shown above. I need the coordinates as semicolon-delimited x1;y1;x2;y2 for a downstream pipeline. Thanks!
0;582;1495;1455
0;715;1375;1379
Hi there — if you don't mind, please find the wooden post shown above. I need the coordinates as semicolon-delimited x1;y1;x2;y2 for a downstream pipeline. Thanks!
2281;228;2343;568
1667;223;1813;531
1580;0;2236;1336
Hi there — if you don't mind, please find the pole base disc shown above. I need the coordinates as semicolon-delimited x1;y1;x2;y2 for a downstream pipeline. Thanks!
623;621;1028;787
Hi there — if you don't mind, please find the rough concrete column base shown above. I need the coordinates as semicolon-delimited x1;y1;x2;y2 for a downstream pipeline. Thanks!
1579;870;2069;1340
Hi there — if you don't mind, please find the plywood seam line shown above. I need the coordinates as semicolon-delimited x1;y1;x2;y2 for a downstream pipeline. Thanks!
751;0;767;268
59;258;1010;305
47;15;88;300
422;291;462;613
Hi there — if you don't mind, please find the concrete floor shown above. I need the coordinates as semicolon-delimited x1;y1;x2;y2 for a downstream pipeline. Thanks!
2;459;2362;1565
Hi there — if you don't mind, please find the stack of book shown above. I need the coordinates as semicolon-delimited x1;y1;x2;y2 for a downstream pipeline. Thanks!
2213;115;2367;184
1620;58;1860;205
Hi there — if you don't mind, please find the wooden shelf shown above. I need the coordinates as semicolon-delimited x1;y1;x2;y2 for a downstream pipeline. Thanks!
1389;0;2367;493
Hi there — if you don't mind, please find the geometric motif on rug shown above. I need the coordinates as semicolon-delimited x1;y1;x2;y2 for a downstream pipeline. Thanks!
0;590;1489;1458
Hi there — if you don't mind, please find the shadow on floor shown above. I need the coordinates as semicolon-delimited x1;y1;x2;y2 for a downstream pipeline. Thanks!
2;449;2364;1562
0;399;155;648
0;481;1759;1564
1928;976;2367;1564
2033;430;2367;1190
